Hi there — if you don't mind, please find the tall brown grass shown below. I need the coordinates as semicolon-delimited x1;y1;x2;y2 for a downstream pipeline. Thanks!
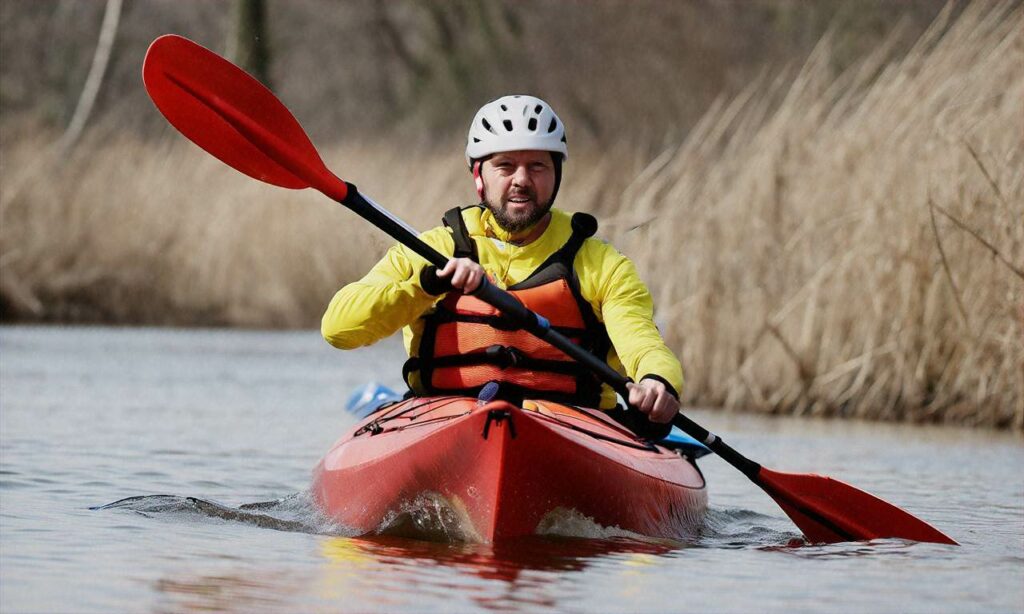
1;2;1020;427
602;2;1023;428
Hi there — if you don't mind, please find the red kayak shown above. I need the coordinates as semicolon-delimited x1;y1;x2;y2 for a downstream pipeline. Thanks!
312;396;708;541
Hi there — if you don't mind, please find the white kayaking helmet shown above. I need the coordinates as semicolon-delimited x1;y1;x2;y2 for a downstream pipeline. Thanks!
465;95;568;167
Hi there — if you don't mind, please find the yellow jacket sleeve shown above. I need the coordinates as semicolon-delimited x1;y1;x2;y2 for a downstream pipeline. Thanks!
581;241;684;397
321;228;453;350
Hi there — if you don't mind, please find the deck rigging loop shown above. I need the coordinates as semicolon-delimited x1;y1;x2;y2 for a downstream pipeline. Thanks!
482;408;517;440
353;396;465;437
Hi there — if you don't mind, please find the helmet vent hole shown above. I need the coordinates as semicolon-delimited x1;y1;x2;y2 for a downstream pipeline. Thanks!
500;104;507;111
503;119;513;131
527;118;537;131
548;118;558;133
481;118;496;134
535;104;543;114
472;137;481;143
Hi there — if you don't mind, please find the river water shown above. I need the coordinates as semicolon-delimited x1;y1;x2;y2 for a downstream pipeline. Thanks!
1;325;1021;613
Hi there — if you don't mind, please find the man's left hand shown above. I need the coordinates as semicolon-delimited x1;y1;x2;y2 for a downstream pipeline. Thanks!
626;379;679;424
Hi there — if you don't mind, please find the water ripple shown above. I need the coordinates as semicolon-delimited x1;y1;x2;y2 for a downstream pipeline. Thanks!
92;492;337;535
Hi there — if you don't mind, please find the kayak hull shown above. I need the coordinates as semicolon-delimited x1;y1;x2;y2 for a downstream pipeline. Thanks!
312;397;707;541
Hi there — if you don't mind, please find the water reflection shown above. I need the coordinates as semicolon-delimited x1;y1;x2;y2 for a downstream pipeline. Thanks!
318;535;683;611
154;573;302;612
147;535;692;612
760;537;961;559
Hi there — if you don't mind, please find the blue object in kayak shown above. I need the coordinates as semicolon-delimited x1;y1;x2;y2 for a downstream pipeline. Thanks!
477;381;501;404
660;426;712;459
345;383;403;419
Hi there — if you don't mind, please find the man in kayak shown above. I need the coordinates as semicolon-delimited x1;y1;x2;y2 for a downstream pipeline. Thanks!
322;95;681;437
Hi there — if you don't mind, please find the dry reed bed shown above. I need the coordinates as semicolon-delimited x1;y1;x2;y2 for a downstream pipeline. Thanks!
0;133;473;327
1;2;1020;427
601;2;1023;428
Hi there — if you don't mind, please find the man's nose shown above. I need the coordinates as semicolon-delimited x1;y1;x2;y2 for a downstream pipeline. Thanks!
511;165;532;185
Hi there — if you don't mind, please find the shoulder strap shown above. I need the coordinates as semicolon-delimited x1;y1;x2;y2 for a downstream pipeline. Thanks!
539;212;598;270
564;212;598;258
442;206;479;261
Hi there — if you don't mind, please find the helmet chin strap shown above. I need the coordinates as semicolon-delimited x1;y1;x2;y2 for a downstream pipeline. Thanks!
549;156;563;205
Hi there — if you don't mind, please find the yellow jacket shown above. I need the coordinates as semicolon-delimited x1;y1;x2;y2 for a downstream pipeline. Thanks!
322;206;683;409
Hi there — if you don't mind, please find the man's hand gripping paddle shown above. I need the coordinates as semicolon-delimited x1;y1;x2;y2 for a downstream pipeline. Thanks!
142;34;957;546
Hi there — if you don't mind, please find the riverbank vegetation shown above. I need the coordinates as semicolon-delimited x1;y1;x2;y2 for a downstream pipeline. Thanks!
1;1;1020;428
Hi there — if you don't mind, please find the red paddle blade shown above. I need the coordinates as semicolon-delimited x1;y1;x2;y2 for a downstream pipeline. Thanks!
756;467;957;545
142;35;348;201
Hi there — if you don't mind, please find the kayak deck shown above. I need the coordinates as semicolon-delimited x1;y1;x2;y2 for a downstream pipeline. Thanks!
312;397;708;542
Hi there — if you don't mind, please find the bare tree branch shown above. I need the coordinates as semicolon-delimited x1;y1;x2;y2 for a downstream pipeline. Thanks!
58;0;123;157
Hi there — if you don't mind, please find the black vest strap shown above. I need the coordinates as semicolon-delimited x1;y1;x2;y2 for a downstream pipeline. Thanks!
443;206;478;261
428;345;591;376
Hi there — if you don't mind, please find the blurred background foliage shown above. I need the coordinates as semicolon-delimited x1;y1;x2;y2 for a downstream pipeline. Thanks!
1;0;950;148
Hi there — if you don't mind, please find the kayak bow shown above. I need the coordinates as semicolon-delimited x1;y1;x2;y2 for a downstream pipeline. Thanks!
312;396;708;541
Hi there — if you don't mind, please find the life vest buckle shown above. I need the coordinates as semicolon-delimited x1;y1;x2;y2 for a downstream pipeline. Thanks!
484;344;524;369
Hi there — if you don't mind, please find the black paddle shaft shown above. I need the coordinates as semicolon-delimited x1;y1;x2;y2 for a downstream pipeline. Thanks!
341;184;761;476
342;185;449;268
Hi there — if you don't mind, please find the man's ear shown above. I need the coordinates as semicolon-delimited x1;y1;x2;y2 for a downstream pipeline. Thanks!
473;160;485;201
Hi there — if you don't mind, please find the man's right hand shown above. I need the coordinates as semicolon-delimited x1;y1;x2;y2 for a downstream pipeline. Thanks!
436;258;486;293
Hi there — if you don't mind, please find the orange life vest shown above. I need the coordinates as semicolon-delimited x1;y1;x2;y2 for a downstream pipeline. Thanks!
404;206;611;407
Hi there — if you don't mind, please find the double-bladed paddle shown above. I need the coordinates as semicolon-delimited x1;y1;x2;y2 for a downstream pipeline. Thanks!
142;34;957;546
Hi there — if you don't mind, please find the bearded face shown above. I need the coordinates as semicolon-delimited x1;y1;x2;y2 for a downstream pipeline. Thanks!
479;151;557;234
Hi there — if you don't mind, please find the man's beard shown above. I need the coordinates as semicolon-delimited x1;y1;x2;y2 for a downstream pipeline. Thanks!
486;190;553;234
